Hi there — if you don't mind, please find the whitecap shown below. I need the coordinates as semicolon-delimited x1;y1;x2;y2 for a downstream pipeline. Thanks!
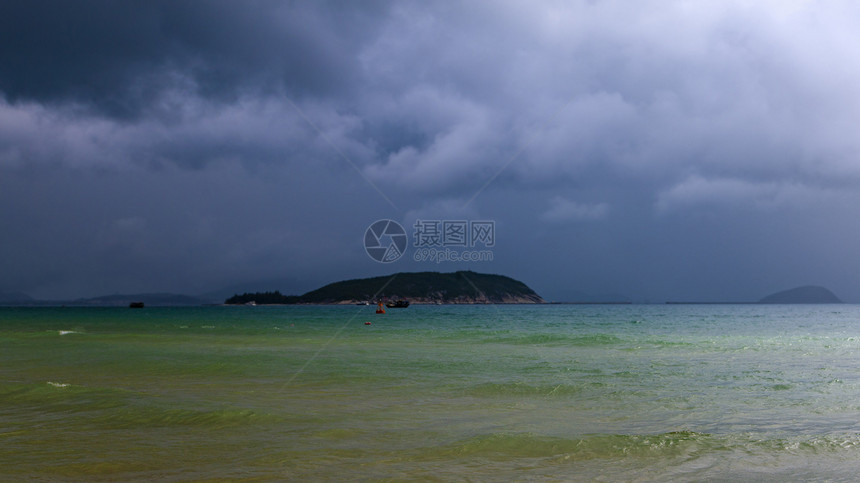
47;382;69;388
58;330;80;336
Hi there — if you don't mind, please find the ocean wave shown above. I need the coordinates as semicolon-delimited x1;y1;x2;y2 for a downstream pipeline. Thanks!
0;382;272;430
431;431;711;460
466;381;586;397
0;382;131;412
427;431;860;461
482;333;625;347
104;407;269;429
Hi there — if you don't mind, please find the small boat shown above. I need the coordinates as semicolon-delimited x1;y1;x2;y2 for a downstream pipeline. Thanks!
386;300;410;308
356;301;370;305
245;301;256;306
129;302;144;308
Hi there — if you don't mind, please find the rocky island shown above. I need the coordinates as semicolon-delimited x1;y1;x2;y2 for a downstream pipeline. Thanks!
758;286;842;304
225;271;545;305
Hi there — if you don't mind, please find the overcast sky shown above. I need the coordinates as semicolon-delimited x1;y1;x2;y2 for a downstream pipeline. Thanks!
3;0;860;302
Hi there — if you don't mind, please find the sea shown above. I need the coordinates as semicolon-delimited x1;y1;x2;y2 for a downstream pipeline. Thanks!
3;304;860;481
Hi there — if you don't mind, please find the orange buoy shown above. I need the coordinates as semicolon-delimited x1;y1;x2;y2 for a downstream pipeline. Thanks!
376;301;385;314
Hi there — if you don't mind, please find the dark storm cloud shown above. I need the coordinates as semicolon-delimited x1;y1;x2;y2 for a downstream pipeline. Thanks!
0;0;386;117
3;0;860;301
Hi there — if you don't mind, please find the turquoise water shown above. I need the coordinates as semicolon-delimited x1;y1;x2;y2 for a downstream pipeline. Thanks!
2;304;860;481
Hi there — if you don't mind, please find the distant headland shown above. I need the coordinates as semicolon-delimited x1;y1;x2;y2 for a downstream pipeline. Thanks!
225;271;546;305
758;286;842;304
667;285;844;304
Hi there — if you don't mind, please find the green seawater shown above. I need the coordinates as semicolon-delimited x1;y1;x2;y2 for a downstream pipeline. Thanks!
3;304;860;481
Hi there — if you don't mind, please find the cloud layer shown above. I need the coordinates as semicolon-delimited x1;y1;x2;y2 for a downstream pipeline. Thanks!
3;0;860;301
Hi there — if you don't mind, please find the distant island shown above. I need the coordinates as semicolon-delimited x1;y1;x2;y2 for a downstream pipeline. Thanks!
758;286;842;304
664;285;845;305
225;271;545;305
0;291;209;307
74;293;208;306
